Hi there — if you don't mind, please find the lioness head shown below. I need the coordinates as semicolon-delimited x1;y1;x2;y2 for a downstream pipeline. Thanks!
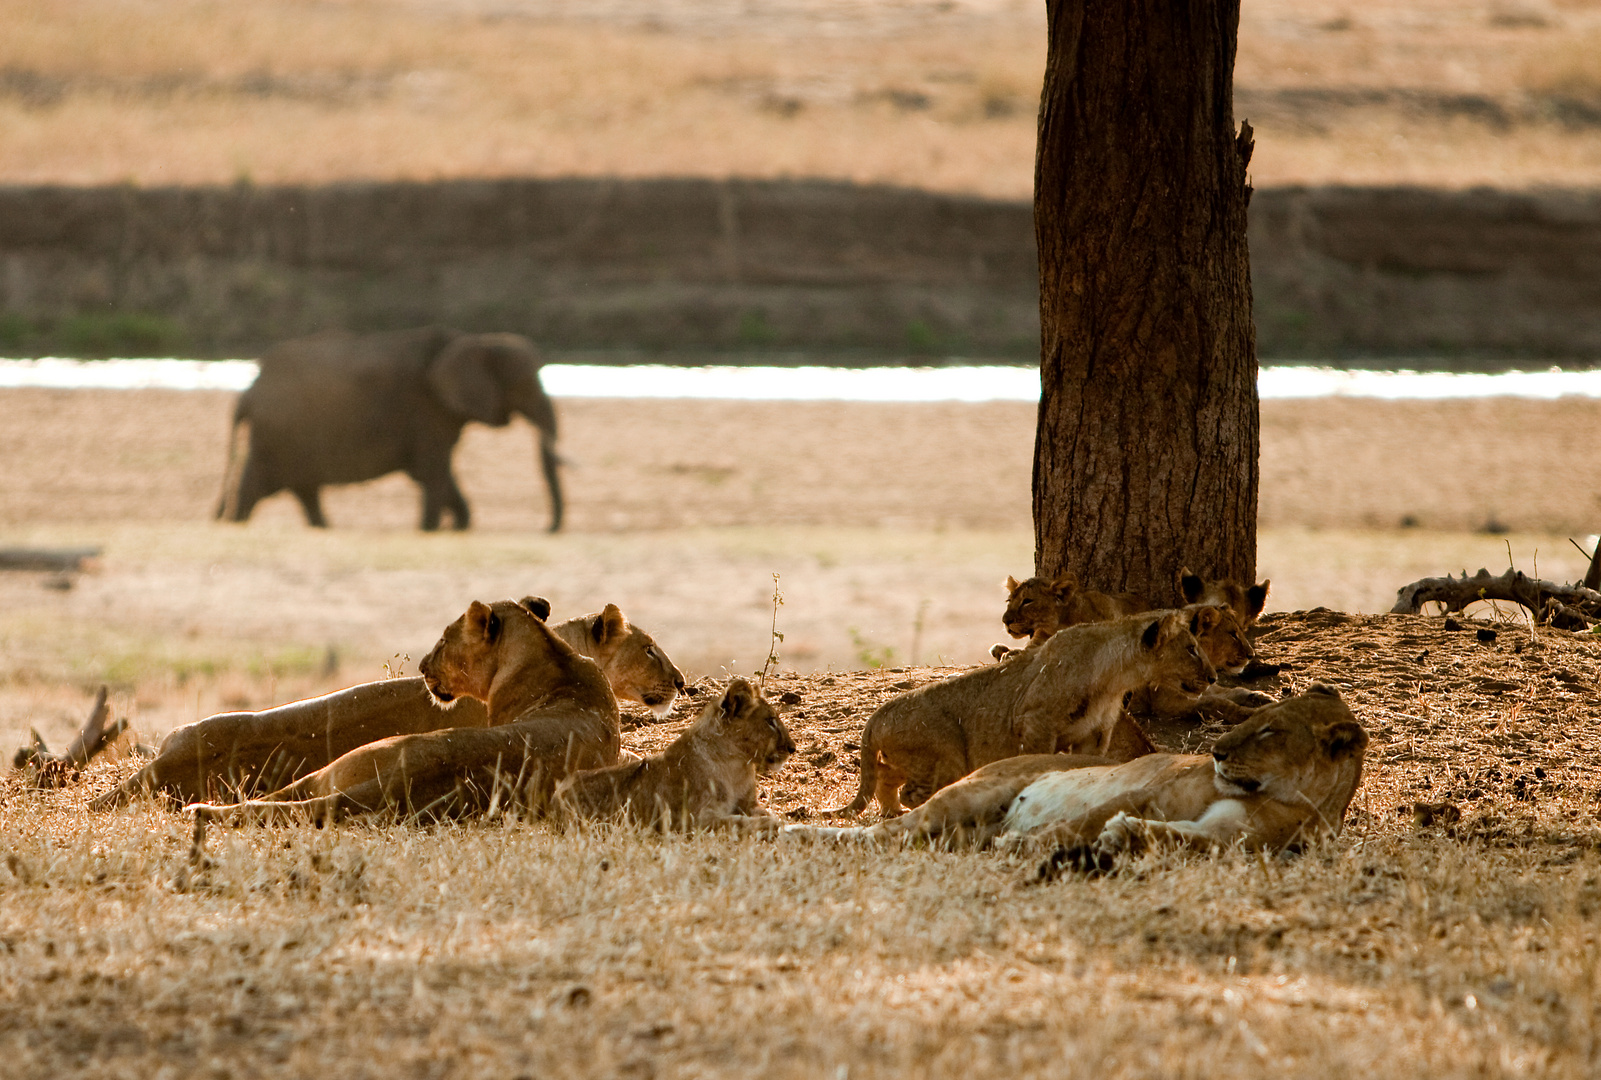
1140;611;1217;696
1185;603;1254;675
700;677;795;777
1210;684;1368;817
564;603;686;718
420;597;553;706
1003;573;1076;640
1178;567;1271;625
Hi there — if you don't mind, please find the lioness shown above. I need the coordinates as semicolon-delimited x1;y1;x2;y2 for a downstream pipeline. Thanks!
834;610;1215;818
92;601;680;810
555;676;794;831
1028;684;1367;875
189;598;620;825
790;685;1367;866
1178;567;1270;625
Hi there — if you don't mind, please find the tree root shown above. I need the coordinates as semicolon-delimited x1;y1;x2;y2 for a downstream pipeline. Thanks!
11;686;129;787
1391;567;1601;630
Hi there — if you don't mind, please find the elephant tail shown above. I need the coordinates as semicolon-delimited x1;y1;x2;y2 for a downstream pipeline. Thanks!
214;395;251;521
523;374;563;533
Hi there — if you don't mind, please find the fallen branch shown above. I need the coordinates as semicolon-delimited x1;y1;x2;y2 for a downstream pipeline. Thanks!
0;547;101;572
1391;567;1601;629
11;686;129;787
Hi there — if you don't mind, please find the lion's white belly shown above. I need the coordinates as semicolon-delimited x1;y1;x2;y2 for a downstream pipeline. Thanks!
1002;765;1127;835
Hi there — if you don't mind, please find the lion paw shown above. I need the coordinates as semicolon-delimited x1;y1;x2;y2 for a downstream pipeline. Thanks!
1097;811;1143;855
1035;843;1116;881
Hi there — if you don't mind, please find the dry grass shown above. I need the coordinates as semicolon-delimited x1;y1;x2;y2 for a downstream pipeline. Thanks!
6;0;1601;192
9;607;1601;1077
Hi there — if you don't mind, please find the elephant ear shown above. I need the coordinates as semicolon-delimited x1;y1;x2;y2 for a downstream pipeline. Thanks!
428;336;512;426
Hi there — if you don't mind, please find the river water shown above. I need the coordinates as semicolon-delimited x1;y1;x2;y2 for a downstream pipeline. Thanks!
4;358;1601;401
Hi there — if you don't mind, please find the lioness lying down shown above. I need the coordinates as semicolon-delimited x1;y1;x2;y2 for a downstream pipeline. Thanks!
190;598;620;826
835;610;1216;817
93;601;678;809
555;677;794;831
790;686;1367;871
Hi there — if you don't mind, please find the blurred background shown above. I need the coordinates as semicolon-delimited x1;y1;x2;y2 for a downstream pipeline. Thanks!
3;0;1601;748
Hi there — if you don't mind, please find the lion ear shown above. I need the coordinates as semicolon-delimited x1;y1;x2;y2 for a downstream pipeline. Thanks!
518;596;551;621
1050;572;1078;598
1188;606;1222;636
1142;611;1183;650
720;677;755;721
1246;581;1270;619
1322;719;1367;760
1004;575;1020;592
590;603;627;645
1178;567;1204;605
466;601;501;643
466;600;494;637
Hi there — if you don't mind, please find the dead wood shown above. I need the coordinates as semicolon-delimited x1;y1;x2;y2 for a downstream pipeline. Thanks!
11;686;129;787
1391;567;1601;628
1586;538;1601;592
0;547;101;572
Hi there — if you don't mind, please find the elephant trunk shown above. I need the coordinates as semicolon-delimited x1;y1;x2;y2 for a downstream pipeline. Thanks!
538;429;563;533
513;380;563;533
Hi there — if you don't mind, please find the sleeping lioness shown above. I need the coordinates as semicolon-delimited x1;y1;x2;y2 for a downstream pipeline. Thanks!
93;601;680;809
190;598;620;826
833;610;1215;818
788;685;1367;871
555;677;794;831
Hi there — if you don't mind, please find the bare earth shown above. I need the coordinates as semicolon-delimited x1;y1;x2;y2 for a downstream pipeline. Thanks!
3;386;1599;750
5;387;1601;1075
6;0;1601;193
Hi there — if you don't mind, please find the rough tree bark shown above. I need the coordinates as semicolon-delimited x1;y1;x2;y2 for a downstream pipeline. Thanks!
1032;0;1258;606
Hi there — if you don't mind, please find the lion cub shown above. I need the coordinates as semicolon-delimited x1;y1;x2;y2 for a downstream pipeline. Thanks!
555;677;794;831
1001;572;1146;645
1178;567;1270;626
836;610;1215;818
1125;604;1266;722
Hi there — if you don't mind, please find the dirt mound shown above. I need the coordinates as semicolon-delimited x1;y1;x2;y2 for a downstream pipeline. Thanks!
607;609;1601;843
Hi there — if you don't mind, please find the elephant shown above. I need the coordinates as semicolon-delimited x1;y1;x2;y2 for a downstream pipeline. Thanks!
216;327;563;531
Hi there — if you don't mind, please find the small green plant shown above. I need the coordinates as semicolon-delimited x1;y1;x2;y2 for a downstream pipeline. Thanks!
848;627;896;670
759;573;784;690
383;653;410;679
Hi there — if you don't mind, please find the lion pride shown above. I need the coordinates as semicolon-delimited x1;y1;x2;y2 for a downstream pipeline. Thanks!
190;598;619;826
92;601;679;810
833;610;1215;818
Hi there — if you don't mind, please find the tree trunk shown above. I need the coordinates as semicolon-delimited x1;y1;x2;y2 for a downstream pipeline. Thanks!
1032;0;1258;606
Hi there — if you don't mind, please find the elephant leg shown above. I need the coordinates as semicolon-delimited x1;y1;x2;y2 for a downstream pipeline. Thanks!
414;469;470;531
292;486;328;528
225;451;270;522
